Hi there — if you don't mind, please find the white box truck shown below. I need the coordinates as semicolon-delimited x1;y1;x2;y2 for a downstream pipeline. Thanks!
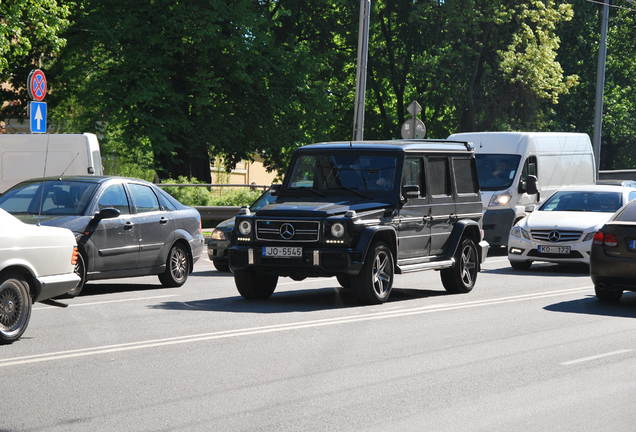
447;132;596;246
0;133;103;193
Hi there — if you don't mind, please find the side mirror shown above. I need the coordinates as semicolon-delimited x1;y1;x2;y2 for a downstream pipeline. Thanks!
269;184;282;196
525;175;538;195
94;207;120;221
402;185;420;199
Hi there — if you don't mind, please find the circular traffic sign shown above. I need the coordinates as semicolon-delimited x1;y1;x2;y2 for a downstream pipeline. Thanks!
28;69;47;101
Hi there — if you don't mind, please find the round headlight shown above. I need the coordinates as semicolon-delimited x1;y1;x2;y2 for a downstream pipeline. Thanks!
238;220;252;236
330;222;345;238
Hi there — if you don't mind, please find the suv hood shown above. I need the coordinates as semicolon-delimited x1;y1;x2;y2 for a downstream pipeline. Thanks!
525;210;613;231
255;200;392;218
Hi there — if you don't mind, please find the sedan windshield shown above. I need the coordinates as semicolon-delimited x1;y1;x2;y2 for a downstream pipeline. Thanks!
285;153;398;198
0;180;98;216
475;154;521;191
539;191;623;213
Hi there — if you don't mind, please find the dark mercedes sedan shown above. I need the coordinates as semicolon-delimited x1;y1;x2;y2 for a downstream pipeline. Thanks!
591;199;636;302
0;176;204;296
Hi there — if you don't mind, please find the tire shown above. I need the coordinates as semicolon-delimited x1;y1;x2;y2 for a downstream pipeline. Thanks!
0;273;32;344
336;275;351;289
351;242;394;304
441;237;479;294
509;260;532;271
595;284;622;303
213;261;231;273
159;243;191;288
65;252;87;298
234;269;278;300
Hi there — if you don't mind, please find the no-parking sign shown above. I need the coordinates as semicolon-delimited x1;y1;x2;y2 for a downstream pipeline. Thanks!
27;69;47;102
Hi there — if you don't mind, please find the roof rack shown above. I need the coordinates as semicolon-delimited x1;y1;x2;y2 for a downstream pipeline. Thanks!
393;138;474;151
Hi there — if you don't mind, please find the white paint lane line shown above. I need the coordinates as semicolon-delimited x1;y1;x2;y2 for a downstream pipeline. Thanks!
561;349;633;366
1;286;591;368
32;294;178;311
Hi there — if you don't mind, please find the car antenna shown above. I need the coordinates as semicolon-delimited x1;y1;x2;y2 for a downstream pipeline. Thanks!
36;133;51;226
58;151;81;180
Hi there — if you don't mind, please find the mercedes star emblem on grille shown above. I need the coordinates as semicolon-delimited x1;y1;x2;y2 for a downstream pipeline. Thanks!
548;231;561;242
279;223;295;240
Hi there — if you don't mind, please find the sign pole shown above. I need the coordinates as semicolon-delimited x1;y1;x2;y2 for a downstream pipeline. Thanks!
352;0;371;141
592;0;610;175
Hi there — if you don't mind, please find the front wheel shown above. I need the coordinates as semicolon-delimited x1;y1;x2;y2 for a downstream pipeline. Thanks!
441;238;478;294
336;275;351;289
351;242;394;304
65;252;87;298
234;269;278;300
159;243;191;287
0;274;32;344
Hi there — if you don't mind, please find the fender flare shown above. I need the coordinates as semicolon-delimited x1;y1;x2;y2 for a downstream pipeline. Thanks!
354;225;398;264
443;219;482;261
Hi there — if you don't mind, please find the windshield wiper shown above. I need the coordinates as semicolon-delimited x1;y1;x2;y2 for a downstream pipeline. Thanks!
329;186;373;200
285;187;326;197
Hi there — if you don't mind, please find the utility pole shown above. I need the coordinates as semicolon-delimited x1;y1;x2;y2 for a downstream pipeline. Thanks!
352;0;371;141
592;0;610;174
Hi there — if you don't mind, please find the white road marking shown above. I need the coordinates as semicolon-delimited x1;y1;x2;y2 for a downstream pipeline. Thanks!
561;349;633;366
0;286;591;368
33;294;178;311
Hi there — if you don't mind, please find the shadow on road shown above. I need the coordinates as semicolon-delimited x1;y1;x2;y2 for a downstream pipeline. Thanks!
191;270;233;278
79;283;172;297
483;263;589;278
545;292;636;318
149;285;451;314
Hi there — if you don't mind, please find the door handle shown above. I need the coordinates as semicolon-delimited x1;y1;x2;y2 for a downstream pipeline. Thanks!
159;217;168;224
123;221;134;230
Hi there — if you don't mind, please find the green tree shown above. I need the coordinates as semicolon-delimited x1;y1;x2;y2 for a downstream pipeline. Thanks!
0;0;70;120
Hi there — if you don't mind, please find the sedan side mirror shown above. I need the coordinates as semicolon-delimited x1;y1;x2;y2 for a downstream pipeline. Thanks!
269;184;282;196
402;185;420;199
525;175;539;195
94;207;120;221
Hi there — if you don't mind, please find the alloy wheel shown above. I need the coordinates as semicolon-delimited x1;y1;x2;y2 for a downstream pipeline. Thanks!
460;244;477;287
0;281;26;333
372;250;392;298
170;247;188;282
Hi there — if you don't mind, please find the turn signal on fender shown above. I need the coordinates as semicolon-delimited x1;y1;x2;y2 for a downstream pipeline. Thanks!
71;247;79;265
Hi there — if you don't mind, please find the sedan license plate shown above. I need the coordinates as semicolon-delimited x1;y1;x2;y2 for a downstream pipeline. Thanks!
538;245;571;255
262;246;302;258
628;240;636;250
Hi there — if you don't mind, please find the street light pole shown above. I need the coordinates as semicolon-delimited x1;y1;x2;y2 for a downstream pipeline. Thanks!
592;0;610;174
352;0;371;141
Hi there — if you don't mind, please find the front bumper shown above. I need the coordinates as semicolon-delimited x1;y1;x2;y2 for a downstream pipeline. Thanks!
36;273;81;302
508;235;592;265
207;239;230;264
229;245;364;277
482;209;516;246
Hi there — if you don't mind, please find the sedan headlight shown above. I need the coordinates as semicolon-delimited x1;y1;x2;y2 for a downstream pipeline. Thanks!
238;220;252;236
510;226;531;240
330;222;345;238
489;192;512;208
209;229;226;241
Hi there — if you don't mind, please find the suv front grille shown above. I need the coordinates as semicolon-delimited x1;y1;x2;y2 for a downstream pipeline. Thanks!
531;229;582;243
256;220;320;242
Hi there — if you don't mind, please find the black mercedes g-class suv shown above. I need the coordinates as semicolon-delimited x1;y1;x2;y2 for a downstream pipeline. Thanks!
228;140;489;304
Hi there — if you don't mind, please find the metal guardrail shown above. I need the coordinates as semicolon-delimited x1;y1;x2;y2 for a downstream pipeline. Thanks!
157;183;269;191
598;169;636;181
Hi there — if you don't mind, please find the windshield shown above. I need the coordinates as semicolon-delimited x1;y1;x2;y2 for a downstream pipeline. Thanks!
285;153;398;198
0;180;98;216
475;154;521;191
250;190;276;211
539;191;623;213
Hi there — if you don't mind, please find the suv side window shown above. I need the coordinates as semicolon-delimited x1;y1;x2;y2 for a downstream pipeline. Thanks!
428;157;451;196
452;158;479;195
97;184;130;215
401;157;425;196
128;183;160;213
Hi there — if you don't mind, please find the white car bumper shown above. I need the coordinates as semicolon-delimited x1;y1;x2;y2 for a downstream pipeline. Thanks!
508;235;593;265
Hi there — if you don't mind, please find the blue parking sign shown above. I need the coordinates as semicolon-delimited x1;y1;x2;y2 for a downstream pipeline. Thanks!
30;101;47;133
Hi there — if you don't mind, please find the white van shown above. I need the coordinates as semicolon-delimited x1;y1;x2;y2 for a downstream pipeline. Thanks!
0;133;103;193
447;132;595;246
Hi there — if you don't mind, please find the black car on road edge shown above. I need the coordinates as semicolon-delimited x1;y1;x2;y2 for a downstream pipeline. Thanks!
229;140;489;304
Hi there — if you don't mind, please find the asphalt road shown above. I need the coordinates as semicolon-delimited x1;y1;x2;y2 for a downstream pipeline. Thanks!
2;255;636;432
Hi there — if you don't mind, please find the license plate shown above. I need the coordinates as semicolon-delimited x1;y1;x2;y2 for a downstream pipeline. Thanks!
262;246;302;258
629;240;636;250
538;245;571;254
